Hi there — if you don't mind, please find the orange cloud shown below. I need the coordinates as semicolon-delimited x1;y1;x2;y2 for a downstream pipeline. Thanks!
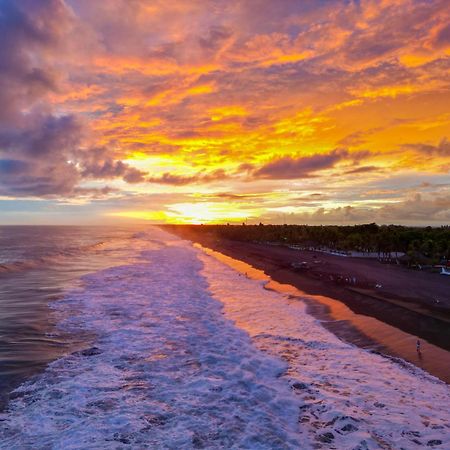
2;0;449;225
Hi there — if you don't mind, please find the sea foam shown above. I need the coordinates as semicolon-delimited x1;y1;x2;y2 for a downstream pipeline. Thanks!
0;228;304;449
0;227;448;449
198;246;450;449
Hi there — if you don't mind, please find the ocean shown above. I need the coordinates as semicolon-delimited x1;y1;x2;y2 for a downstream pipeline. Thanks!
0;226;448;448
0;226;141;405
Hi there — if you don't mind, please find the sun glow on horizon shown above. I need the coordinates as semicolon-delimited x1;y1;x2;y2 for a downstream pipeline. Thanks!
0;1;449;226
107;200;259;224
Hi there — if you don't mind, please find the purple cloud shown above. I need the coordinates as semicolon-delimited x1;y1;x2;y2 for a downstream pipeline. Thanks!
254;149;349;179
405;138;450;157
146;169;227;185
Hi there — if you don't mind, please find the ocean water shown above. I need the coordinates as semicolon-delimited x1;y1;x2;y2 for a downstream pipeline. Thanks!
0;226;448;449
0;226;139;405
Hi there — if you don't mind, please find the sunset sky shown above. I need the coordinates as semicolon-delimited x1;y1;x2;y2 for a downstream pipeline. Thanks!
0;0;449;225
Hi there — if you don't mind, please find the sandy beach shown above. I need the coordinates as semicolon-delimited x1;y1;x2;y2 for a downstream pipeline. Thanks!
165;226;450;382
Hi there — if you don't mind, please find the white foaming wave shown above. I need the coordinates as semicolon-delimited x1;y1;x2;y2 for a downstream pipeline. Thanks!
0;229;305;449
198;250;450;449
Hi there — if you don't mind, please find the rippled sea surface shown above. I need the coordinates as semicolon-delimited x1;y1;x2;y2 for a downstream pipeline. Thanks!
0;225;141;406
0;226;449;449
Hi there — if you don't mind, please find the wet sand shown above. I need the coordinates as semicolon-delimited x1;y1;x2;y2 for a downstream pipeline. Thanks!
165;227;450;383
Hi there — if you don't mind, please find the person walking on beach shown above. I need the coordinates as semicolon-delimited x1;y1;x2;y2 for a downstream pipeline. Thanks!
416;339;421;353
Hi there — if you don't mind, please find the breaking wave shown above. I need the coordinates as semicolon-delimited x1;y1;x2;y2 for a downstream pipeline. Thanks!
0;227;448;449
0;229;302;449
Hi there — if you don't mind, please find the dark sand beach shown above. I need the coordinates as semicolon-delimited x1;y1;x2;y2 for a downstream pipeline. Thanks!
165;226;450;383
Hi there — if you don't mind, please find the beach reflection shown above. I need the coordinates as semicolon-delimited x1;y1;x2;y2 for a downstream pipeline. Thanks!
195;243;450;384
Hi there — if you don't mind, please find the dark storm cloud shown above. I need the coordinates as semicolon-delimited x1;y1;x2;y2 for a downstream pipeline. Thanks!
0;159;31;175
146;169;227;186
0;158;79;197
81;149;146;184
404;138;450;157
0;0;68;124
0;115;84;157
254;149;350;179
0;1;148;197
0;0;80;196
345;166;381;175
0;113;83;196
0;111;146;196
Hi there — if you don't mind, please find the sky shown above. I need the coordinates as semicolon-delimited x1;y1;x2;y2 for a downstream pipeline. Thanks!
0;0;449;225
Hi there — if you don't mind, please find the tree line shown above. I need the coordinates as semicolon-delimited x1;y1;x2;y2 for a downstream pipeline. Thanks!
167;223;450;265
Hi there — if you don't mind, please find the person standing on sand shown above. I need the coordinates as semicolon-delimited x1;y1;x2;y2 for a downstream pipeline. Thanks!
416;339;421;353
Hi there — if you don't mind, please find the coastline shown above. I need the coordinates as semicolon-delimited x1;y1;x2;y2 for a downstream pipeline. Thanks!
165;226;450;383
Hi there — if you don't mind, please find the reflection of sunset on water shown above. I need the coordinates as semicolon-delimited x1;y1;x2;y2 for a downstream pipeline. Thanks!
196;243;450;383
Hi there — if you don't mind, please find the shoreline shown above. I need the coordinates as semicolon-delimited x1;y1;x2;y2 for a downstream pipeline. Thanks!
165;227;450;383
